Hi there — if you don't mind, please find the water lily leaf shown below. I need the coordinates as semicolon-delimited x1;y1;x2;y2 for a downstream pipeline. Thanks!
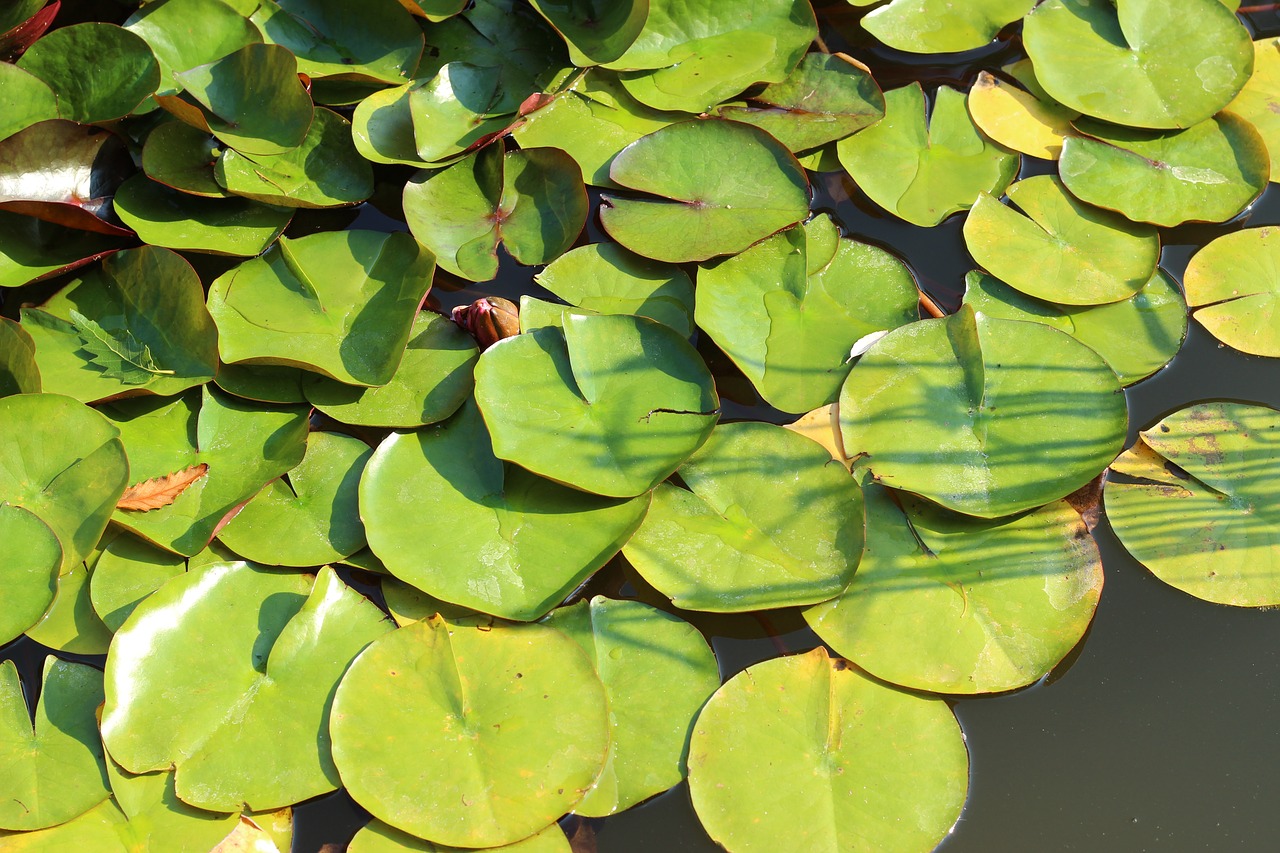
173;43;313;156
0;505;59;646
113;175;293;256
398;0;468;21
715;53;885;155
529;0;647;67
142;120;228;198
964;175;1160;305
99;386;309;556
1058;113;1269;227
207;230;434;386
101;563;394;811
20;246;219;402
360;400;648;620
350;820;571;852
623;422;863;611
351;82;430;167
600;119;810;263
696;214;919;414
534;242;695;336
213;811;291;853
475;313;719;498
410;63;527;164
1182;227;1280;357
840;306;1128;518
0;800;127;851
403;144;587;281
250;0;423;85
0;0;49;37
963;269;1186;386
0;63;57;143
0;393;128;571
966;62;1080;160
0;316;40;396
124;0;262;97
330;617;610;847
213;107;372;208
18;23;160;123
838;83;1018;227
1023;0;1252;129
0;211;120;288
215;362;309;403
89;533;187;632
304;310;478;428
418;0;567;97
1106;402;1280;606
24;556;115;654
604;0;817;114
0;658;109;831
380;576;474;626
1227;39;1280;179
543;597;719;816
688;647;967;853
862;0;1034;54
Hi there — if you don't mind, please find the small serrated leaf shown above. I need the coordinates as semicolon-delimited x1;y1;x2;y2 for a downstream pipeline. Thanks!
117;463;210;511
69;309;175;385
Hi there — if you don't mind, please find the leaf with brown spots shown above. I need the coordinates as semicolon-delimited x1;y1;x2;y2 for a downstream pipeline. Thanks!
116;463;208;511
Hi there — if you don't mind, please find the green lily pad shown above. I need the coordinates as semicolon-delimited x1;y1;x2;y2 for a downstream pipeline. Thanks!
0;316;40;396
218;431;371;567
330;616;610;847
124;0;262;97
529;0;647;66
0;658;110;831
360;400;649;620
99;386;309;556
304;310;478;428
24;554;116;655
963;269;1186;386
1059;114;1269;227
0;211;120;288
102;563;393;811
107;761;241;852
0;393;128;571
695;214;919;414
623;422;864;611
963;175;1160;305
1182;226;1280;357
862;0;1035;54
351;82;430;167
18;23;160;124
400;0;468;21
966;62;1080;160
475;313;719;498
20;246;219;402
1023;0;1252;129
113;174;293;256
600;119;810;263
806;481;1102;694
214;107;374;208
417;0;567;99
215;362;309;403
250;0;422;85
534;242;695;336
207;230;434;386
403;144;588;281
0;63;57;143
142;120;231;198
409;62;526;164
837;83;1019;227
1227;39;1280;179
1106;402;1280;606
839;306;1128;518
544;597;720;816
173;43;313;156
380;576;474;626
0;505;59;646
89;533;187;632
350;820;571;853
688;647;967;853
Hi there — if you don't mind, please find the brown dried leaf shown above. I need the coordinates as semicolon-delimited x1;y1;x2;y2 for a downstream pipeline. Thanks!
116;463;209;511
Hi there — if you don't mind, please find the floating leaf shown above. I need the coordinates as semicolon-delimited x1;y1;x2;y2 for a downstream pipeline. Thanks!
117;463;209;512
88;534;188;632
142;120;229;198
1182;227;1280;357
0;504;59;646
0;317;40;396
1227;39;1280;179
215;362;309;403
351;82;431;167
17;23;160;123
0;210;120;288
350;820;571;852
862;0;1035;54
67;311;173;386
0;63;57;143
250;0;423;85
967;62;1080;160
409;62;526;164
123;0;262;96
113;175;293;256
529;0;647;66
23;553;115;655
418;0;566;97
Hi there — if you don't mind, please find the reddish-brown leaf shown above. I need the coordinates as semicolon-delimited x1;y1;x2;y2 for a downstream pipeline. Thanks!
117;463;209;512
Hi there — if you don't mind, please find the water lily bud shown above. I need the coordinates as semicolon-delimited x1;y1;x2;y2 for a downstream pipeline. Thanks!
452;297;520;350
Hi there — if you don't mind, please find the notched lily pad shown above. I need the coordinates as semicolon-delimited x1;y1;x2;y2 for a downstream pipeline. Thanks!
967;62;1080;160
1182;226;1280;357
89;533;188;633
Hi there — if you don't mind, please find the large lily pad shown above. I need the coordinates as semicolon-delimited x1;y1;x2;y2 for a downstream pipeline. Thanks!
1227;39;1280;178
330;617;610;847
474;313;719;498
113;175;293;256
688;647;967;853
0;316;40;396
17;23;160;124
837;83;1018;227
360;400;649;620
1023;0;1252;129
963;175;1160;305
696;214;919;414
839;307;1128;518
600;119;810;263
123;0;262;97
1106;402;1280;606
250;0;422;85
0;63;57;143
89;534;188;633
207;230;434;386
0;505;59;646
409;63;528;164
101;563;393;811
0;210;120;288
529;0;647;67
862;0;1035;54
350;820;571;852
1182;227;1280;357
966;62;1080;160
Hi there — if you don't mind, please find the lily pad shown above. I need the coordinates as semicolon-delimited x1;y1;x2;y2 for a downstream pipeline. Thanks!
0;210;120;288
350;820;571;852
142;120;231;198
417;0;566;99
696;214;919;414
839;306;1128;518
24;550;116;655
529;0;647;66
862;0;1035;54
0;505;59;646
1023;0;1252;129
399;0;468;21
351;82;429;167
409;62;528;165
108;761;241;852
207;230;434;386
123;0;262;97
102;564;392;811
380;576;475;626
687;647;967;853
0;658;110;831
113;175;293;256
0;316;40;396
600;119;810;263
966;62;1080;160
1106;402;1280;606
250;0;422;85
474;313;719;498
330;616;610;847
1059;114;1269;227
89;533;187;633
403;144;588;281
18;23;160;124
1227;39;1280;178
963;175;1160;305
0;63;57;143
360;400;649;620
837;83;1019;227
215;363;309;403
1182;227;1280;357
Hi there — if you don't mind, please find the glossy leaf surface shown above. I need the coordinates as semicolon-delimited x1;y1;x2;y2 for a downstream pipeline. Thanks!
17;23;160;123
966;63;1079;160
250;0;422;84
1182;227;1280;357
0;505;59;646
862;0;1034;54
113;175;293;256
123;0;262;96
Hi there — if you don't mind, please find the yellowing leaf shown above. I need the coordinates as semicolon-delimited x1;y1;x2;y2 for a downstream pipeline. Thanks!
117;463;209;511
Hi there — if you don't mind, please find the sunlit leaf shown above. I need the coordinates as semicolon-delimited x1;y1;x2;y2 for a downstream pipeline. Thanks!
1182;226;1280;357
